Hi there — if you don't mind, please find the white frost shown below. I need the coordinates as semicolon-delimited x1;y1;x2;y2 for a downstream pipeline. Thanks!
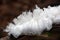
5;5;60;38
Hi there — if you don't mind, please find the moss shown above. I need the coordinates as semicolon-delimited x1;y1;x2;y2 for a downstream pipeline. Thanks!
45;32;52;37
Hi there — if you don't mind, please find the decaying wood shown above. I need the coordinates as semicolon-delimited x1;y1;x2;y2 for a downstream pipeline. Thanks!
0;36;9;40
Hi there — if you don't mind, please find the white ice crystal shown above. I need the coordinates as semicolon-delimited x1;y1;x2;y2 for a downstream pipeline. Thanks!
4;5;60;38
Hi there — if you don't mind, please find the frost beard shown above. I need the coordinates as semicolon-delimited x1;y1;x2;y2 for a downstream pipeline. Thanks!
4;5;60;38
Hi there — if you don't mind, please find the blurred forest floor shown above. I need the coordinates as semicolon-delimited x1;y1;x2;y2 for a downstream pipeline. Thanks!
0;0;60;40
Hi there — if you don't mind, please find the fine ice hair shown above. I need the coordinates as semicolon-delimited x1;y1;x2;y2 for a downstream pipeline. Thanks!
4;5;60;38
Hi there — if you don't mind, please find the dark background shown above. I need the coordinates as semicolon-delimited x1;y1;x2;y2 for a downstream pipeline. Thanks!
0;0;60;40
